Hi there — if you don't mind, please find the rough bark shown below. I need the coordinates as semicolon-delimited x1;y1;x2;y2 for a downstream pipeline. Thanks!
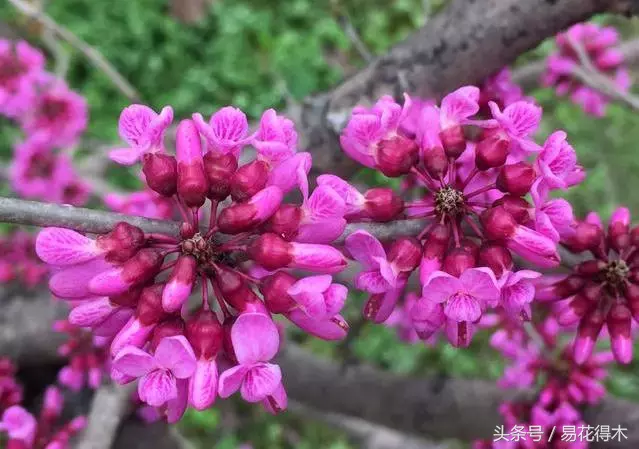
300;0;637;178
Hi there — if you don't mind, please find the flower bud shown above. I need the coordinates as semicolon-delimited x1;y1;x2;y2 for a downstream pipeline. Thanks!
419;224;449;283
553;275;585;299
608;207;631;252
230;160;269;202
186;309;223;359
422;146;448;180
203;152;238;200
496;162;536;196
439;125;465;158
387;237;422;272
162;255;197;312
375;135;418;177
576;260;606;276
574;309;605;364
176;119;209;208
263;204;302;240
247;233;293;270
492;195;531;224
481;206;517;240
363;188;404;222
89;249;164;296
260;271;297;314
443;247;476;277
564;221;603;252
475;133;509;170
96;222;146;263
478;244;513;277
214;267;260;311
149;317;185;351
218;186;283;234
142;153;177;197
607;303;633;364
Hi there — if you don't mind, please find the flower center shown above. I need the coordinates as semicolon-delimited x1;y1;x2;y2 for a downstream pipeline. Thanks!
602;259;629;286
26;153;56;179
40;97;67;120
435;186;465;216
180;233;235;270
0;57;26;85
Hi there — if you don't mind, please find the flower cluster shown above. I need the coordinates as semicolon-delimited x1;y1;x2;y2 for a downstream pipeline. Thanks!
543;23;631;117
0;386;86;449
36;104;350;422
338;86;582;347
0;231;48;287
0;39;89;205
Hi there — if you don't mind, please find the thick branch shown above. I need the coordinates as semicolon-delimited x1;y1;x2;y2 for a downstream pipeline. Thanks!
300;0;633;178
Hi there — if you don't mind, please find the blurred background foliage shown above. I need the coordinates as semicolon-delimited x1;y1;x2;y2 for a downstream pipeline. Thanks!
2;0;639;447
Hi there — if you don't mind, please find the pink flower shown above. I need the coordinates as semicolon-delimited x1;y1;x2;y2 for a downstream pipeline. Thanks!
385;293;420;344
113;335;196;408
533;131;585;201
0;40;45;118
192;106;250;156
104;190;174;219
286;275;347;319
109;104;174;165
218;313;285;406
531;184;575;243
484;100;542;155
253;109;298;163
0;406;36;446
498;270;541;321
18;73;87;147
478;68;524;111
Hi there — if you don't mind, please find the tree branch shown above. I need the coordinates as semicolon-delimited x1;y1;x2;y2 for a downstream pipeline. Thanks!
300;0;636;178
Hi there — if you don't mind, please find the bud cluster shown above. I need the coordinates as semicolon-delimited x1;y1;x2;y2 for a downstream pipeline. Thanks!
36;104;351;421
339;85;584;347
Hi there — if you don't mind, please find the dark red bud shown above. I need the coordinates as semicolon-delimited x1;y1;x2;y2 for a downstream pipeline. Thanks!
248;233;293;270
481;206;517;240
576;260;606;276
149;317;185;351
177;162;209;208
478;244;513;277
121;249;164;286
203;152;238;200
554;275;585;298
260;271;297;314
422;146;448;179
427;223;451;244
264;204;302;240
375;135;418;177
387;237;422;272
137;284;168;325
142;153;178;197
476;133;510;170
97;222;146;263
439;125;466;158
443;247;476;277
217;203;258;234
186;309;223;359
363;188;404;222
230;160;269;202
496;162;536;196
493;195;531;224
110;286;143;307
564;222;603;252
630;226;639;246
213;267;260;311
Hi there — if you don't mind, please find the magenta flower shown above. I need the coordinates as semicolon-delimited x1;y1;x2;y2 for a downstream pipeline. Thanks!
104;189;174;219
193;106;250;156
253;108;298;161
109;104;174;165
478;68;524;112
533;130;585;201
113;335;196;408
0;231;48;288
0;40;45;118
18;73;87;147
498;270;541;321
0;406;36;446
484;100;542;155
218;313;284;404
384;293;420;344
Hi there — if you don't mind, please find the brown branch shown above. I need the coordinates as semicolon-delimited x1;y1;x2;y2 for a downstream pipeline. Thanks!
299;0;637;178
7;0;141;102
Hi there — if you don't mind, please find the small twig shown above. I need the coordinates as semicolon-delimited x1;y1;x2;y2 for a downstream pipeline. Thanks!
7;0;141;102
565;35;639;111
337;14;373;63
75;383;135;449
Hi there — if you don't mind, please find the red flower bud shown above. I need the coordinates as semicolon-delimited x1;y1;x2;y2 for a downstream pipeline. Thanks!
149;317;185;351
214;266;260;311
553;275;585;299
363;188;404;222
230;160;269;202
496;162;536;196
375;135;418;177
264;204;302;240
576;260;606;276
478;244;513;277
176;120;209;208
142;153;178;197
481;206;517;240
387;237;422;272
564;221;603;252
186;309;223;359
443;247;476;277
97;222;146;263
247;233;293;270
203;152;238;200
439;125;465;158
110;286;143;307
137;284;169;325
493;195;531;224
260;271;297;314
422;146;449;180
475;133;509;170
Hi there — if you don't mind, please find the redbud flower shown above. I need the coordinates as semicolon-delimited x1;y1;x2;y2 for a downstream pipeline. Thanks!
104;189;174;219
0;359;23;412
0;40;45;118
0;232;48;288
109;104;174;165
192;106;249;156
533;130;585;201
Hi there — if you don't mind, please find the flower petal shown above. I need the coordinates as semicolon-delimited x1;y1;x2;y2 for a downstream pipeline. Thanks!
138;370;177;407
188;359;219;411
36;228;100;266
344;230;386;269
112;346;158;377
444;295;482;322
459;267;500;304
154;335;197;378
218;365;249;398
422;271;462;303
240;363;282;402
232;313;280;364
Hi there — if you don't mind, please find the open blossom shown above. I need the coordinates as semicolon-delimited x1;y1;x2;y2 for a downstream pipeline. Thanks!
35;104;348;421
0;386;86;449
543;22;631;116
339;86;576;347
0;40;45;118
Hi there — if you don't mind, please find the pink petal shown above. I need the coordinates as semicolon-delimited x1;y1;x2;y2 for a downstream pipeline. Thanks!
287;274;332;295
290;243;347;273
459;267;500;304
118;104;156;147
92;307;134;337
355;270;392;294
262;381;288;414
501;101;542;137
49;258;113;299
232;313;280;364
508;226;560;268
422;271;462;303
444;294;482;322
307;185;346;219
291;291;326;318
36;228;100;266
154;335;197;378
218;365;249;398
316;174;365;215
166;379;189;424
250;186;284;222
296;218;347;244
139;370;177;407
344;230;386;269
410;298;445;338
110;317;155;356
88;268;129;296
376;257;398;287
0;406;36;445
440;86;480;127
286;310;348;340
68;297;116;327
240;363;282;402
112;346;158;377
188;359;219;410
108;147;143;165
267;152;312;194
145;106;173;148
324;284;347;316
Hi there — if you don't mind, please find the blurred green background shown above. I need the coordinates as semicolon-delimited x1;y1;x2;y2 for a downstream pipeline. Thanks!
2;1;639;448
